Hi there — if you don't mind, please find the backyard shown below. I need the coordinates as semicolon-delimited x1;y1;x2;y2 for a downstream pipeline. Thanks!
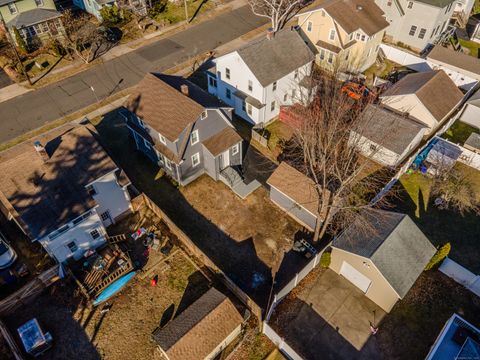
394;165;480;273
92;110;310;309
442;120;480;144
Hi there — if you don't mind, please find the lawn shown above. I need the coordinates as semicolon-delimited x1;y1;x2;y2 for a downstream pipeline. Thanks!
394;167;480;273
442;120;480;145
458;38;480;58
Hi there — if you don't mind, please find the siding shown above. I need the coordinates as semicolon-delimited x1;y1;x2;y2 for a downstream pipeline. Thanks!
269;187;317;230
330;248;400;312
459;105;480;129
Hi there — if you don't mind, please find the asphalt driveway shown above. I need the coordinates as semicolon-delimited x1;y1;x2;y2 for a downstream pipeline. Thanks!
270;269;387;360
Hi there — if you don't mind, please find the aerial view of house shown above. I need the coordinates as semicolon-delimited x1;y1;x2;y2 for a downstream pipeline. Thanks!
0;0;479;358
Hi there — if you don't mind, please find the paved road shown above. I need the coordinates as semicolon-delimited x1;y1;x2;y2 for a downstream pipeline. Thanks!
0;6;266;144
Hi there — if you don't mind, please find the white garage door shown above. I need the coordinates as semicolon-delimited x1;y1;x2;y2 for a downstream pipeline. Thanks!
340;261;372;293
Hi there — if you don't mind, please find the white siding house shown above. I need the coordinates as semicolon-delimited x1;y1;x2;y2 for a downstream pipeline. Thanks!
208;28;315;125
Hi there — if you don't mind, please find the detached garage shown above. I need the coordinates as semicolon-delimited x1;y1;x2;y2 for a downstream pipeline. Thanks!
267;162;326;231
330;210;436;312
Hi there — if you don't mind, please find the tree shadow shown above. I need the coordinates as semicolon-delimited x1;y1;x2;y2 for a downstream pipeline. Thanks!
31;56;64;85
188;0;210;23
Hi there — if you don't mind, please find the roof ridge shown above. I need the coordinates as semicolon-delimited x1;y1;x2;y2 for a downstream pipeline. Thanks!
372;213;408;256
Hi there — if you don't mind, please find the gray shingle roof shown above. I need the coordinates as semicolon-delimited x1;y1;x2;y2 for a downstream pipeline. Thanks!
333;210;436;297
236;29;315;87
465;132;480;151
5;8;61;28
355;104;426;154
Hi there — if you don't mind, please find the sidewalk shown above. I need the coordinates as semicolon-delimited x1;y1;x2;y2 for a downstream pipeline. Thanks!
0;0;248;104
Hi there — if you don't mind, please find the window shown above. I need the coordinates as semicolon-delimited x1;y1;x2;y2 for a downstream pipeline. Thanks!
144;138;151;149
242;100;246;111
248;80;253;92
191;153;200;167
270;101;276;112
356;32;360;40
67;241;78;253
329;29;336;41
407;1;413;8
41;23;49;32
345;51;349;61
232;143;239;155
226;68;230;79
201;110;207;119
320;49;325;60
226;88;231;99
159;133;166;144
86;185;96;196
100;211;110;222
208;77;217;87
35;0;44;6
349;33;353;41
361;34;366;41
7;3;17;14
190;130;199;145
418;28;426;39
307;21;313;32
272;81;277;91
283;93;288;102
90;229;101;240
247;103;252;116
409;25;417;36
328;52;334;64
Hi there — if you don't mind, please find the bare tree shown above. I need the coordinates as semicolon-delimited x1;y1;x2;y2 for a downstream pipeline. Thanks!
281;69;396;242
431;165;479;215
247;0;306;32
62;10;106;64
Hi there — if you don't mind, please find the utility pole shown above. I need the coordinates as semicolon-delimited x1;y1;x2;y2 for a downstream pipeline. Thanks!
184;0;189;23
0;14;32;85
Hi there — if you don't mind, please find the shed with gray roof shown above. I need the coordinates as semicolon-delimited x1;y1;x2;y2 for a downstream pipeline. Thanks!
330;210;436;312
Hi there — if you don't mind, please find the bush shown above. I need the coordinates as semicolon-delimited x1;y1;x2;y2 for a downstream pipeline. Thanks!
49;39;66;57
320;251;331;268
425;243;451;271
13;26;28;54
100;4;121;24
148;0;168;18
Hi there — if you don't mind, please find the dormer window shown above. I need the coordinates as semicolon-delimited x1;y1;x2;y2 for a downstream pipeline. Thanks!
190;130;199;145
7;2;17;14
34;0;44;7
159;134;167;145
201;110;207;119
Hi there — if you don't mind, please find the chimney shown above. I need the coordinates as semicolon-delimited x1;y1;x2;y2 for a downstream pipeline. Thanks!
34;140;49;162
180;84;189;96
266;27;275;40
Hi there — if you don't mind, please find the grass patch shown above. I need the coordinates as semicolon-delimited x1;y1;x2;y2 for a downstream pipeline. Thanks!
458;38;480;58
153;0;214;24
395;169;480;273
443;120;480;144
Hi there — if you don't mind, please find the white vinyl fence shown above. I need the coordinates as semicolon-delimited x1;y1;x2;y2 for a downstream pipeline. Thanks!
263;322;304;360
440;258;480;297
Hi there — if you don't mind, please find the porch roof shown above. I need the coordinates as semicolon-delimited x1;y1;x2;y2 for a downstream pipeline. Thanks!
6;8;61;29
202;127;242;156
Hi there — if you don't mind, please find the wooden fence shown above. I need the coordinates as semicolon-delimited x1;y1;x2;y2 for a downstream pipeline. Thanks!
0;265;60;317
135;194;264;322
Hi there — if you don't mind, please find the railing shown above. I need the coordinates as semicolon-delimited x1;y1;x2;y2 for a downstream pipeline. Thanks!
106;234;127;244
220;167;242;187
88;260;134;296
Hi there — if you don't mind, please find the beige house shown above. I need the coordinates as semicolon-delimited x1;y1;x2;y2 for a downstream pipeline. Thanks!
330;210;436;312
380;70;464;133
296;0;389;72
152;288;244;360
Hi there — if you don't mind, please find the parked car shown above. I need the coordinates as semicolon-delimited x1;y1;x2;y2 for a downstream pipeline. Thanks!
0;230;17;269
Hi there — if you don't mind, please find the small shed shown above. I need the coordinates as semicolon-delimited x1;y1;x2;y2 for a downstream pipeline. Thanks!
152;288;244;360
267;162;326;231
330;210;436;312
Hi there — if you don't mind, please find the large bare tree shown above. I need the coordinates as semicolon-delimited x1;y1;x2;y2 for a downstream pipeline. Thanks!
247;0;306;32
62;10;106;64
281;69;396;242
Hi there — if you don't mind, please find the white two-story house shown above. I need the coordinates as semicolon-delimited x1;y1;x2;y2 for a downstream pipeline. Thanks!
375;0;456;52
207;28;315;126
0;124;133;263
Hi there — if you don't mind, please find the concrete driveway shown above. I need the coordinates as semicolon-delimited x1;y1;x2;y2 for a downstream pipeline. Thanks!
270;269;387;360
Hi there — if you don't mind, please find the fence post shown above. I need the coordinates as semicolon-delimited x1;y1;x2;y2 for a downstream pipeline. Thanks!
294;273;299;287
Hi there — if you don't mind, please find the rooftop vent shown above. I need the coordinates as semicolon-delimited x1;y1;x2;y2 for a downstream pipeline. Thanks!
33;140;49;162
180;84;189;96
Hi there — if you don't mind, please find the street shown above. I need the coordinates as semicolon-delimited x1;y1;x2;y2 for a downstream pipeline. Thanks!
0;5;266;144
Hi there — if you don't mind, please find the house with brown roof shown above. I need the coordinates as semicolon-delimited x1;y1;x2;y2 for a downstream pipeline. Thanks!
0;124;133;263
427;45;480;82
296;0;389;72
123;73;259;196
267;162;328;231
152;287;245;360
380;70;464;133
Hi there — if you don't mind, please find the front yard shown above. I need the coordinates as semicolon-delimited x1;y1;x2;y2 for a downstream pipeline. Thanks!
92;110;308;309
393;166;480;273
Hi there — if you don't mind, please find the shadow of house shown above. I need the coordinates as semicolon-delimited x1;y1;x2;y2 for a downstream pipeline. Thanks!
94;111;310;311
3;281;101;360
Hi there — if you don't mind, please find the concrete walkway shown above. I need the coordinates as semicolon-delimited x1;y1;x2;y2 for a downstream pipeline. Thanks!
439;257;480;297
